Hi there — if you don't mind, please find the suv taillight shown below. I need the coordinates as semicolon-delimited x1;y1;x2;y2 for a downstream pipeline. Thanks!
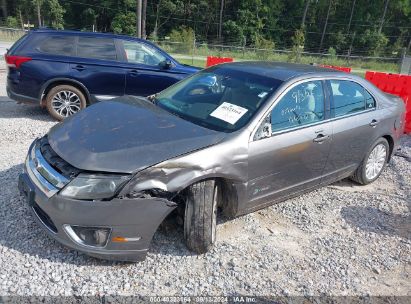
5;54;32;68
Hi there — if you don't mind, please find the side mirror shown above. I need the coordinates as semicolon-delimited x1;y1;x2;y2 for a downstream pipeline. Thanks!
254;115;272;141
159;59;172;69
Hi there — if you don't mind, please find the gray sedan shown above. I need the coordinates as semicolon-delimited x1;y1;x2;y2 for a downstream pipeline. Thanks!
18;62;406;261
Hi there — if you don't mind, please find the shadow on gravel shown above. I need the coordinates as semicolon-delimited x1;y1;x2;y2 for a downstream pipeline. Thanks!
341;158;411;241
0;164;192;267
0;96;54;122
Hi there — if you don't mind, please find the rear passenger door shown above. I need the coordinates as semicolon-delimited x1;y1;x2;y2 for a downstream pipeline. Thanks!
117;39;185;96
321;79;380;182
70;36;125;102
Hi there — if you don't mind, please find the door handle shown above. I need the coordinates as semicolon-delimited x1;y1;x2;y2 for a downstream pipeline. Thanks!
369;119;379;127
313;134;329;143
72;65;85;71
129;69;139;77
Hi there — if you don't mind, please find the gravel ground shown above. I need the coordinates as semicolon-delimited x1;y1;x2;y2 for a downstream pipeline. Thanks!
0;68;410;298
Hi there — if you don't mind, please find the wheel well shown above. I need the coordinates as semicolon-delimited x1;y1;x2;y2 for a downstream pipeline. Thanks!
382;135;394;162
176;177;239;218
41;80;89;106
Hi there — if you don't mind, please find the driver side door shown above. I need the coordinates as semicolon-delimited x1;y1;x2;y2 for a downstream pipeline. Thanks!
247;80;333;209
118;39;184;96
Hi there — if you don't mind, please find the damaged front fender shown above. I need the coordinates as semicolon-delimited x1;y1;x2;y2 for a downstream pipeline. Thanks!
119;132;250;217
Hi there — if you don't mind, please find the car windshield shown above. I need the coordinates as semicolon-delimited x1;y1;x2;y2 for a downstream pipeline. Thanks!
155;67;283;132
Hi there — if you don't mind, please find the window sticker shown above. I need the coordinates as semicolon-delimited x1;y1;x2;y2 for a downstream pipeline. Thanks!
258;92;268;98
210;102;248;125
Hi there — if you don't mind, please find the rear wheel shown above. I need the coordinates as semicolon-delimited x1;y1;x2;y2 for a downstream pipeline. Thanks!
350;138;389;185
184;180;218;254
46;85;87;121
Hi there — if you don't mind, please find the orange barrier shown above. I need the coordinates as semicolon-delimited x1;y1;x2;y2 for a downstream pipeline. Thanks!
319;64;352;73
365;71;411;134
206;56;234;67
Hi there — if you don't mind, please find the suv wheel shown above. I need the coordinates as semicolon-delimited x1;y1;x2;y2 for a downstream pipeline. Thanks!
46;85;87;121
184;180;218;254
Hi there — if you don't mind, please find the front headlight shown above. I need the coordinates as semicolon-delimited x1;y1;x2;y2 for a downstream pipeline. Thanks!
60;174;130;200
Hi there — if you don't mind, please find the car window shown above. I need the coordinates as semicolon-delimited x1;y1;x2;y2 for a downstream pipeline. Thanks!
270;80;325;132
37;36;75;56
155;68;283;132
122;40;166;66
330;80;373;117
77;37;117;61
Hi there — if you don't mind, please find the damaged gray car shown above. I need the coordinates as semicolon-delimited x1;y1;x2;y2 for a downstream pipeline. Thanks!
18;62;406;261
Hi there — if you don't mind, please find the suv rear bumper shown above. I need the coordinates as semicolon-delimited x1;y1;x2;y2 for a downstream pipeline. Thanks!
7;85;39;104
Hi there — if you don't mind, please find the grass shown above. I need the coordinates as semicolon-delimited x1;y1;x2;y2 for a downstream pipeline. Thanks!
163;43;400;74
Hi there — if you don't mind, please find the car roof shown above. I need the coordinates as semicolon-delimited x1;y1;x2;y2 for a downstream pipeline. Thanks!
212;61;342;82
30;28;147;43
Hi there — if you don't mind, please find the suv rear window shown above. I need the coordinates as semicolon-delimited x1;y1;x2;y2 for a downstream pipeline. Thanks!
8;34;28;54
38;36;75;56
77;37;117;61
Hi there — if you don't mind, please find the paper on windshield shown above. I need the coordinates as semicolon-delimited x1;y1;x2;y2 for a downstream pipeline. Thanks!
210;102;248;125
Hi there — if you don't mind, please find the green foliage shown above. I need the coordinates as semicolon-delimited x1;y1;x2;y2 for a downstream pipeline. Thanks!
357;29;389;56
328;47;337;60
168;26;195;54
6;17;19;28
254;36;275;60
223;20;245;45
111;12;136;36
3;0;411;62
289;29;305;63
43;0;65;29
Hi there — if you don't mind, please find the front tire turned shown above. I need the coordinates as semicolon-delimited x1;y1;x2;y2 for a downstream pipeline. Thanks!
184;180;218;254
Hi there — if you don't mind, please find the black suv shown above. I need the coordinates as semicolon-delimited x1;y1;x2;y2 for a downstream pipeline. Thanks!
6;29;199;120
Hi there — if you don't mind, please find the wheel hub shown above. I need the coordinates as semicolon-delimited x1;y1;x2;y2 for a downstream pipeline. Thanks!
51;90;82;117
365;143;387;180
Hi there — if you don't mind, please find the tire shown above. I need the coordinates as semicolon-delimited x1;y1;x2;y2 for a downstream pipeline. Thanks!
46;85;87;121
350;137;389;185
184;180;218;254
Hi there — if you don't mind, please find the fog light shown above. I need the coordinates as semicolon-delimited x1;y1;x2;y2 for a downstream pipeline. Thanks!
63;225;111;248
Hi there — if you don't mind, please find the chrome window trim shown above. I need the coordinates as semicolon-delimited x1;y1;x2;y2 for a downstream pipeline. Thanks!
250;75;378;141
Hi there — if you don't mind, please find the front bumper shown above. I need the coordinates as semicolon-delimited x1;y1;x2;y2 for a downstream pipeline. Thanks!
18;140;177;262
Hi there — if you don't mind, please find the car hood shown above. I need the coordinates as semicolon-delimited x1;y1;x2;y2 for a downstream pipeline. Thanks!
47;96;225;173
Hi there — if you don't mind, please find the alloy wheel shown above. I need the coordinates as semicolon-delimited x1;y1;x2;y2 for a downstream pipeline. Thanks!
365;143;387;180
51;90;82;117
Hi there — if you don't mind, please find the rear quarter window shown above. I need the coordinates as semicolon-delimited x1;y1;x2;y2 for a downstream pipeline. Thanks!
329;80;375;117
8;34;29;54
37;36;76;56
76;37;117;61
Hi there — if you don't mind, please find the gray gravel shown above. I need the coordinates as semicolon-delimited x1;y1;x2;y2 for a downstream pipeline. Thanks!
0;69;410;297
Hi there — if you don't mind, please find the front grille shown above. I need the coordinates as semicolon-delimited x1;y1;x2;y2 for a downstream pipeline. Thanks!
32;202;58;233
38;136;81;179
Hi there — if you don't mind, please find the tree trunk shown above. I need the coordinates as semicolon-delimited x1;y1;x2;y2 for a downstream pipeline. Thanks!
347;0;356;33
37;1;42;27
0;0;7;18
301;0;310;28
136;0;142;38
319;0;332;53
378;0;390;34
18;10;23;29
218;0;224;41
142;0;147;39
